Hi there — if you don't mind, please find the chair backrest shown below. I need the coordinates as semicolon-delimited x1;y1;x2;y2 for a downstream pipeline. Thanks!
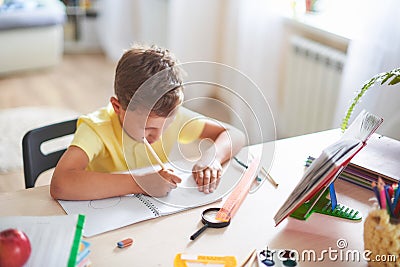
22;119;77;188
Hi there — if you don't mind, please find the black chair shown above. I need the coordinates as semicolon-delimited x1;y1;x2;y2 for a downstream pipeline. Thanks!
22;119;77;188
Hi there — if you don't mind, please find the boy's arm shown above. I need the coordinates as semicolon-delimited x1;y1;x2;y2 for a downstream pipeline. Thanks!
199;120;245;164
50;146;180;200
192;120;246;193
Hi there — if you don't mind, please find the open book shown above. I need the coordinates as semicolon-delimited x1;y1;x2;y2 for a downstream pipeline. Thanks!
273;110;383;226
58;162;239;237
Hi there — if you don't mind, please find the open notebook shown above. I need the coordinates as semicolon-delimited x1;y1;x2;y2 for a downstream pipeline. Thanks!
58;162;239;237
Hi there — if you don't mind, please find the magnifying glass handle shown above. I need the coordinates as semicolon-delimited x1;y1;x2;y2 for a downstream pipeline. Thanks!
190;223;209;241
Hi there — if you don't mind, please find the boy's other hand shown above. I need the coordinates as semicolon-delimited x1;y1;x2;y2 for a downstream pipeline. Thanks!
192;160;222;194
135;169;181;197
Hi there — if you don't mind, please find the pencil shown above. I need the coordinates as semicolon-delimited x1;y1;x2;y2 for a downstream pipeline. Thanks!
143;137;166;170
377;178;387;210
371;181;382;208
233;157;278;188
239;249;256;267
260;167;279;188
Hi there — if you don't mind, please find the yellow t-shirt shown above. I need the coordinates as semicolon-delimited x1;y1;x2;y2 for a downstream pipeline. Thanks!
70;104;205;172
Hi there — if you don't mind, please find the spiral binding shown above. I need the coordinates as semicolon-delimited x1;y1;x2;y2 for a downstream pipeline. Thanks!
135;194;161;216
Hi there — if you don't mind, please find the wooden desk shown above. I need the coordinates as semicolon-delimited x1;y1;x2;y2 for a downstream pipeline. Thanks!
0;130;374;266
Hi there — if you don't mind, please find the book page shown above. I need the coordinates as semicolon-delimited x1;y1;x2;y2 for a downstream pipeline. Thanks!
59;195;157;237
0;215;81;267
342;110;384;142
128;160;240;214
151;169;237;213
59;160;241;237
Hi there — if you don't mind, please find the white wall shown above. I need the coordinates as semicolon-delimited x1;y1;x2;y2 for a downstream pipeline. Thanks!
97;0;169;61
95;0;400;141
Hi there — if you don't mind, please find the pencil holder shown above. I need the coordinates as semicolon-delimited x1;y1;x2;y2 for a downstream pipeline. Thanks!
364;209;400;267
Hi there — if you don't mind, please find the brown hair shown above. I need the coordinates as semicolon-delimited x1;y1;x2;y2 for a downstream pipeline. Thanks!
114;44;184;117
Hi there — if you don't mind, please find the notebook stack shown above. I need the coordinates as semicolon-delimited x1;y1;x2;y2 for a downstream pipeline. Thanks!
76;240;91;267
306;134;400;190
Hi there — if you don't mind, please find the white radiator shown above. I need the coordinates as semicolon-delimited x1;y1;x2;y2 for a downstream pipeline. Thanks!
279;36;347;138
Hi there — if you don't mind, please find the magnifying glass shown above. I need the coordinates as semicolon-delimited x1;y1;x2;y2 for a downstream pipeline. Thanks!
190;208;230;240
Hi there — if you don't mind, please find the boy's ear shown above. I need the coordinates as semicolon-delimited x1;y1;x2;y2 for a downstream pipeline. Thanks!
110;96;123;115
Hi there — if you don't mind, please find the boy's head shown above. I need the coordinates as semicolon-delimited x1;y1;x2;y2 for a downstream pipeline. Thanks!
114;44;184;116
112;44;184;143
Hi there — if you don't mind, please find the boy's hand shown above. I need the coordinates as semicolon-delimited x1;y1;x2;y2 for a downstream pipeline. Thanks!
135;169;181;197
192;160;222;194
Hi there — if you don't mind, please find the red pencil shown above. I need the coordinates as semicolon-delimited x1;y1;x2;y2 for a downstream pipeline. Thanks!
377;178;386;210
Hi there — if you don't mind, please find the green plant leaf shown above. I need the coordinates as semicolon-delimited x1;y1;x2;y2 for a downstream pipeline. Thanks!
380;73;394;85
341;67;400;132
389;75;400;85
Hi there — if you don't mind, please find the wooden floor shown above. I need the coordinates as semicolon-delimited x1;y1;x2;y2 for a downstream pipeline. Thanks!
0;53;116;192
0;53;116;113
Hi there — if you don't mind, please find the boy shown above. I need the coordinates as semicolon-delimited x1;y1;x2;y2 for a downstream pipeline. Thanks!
50;45;245;200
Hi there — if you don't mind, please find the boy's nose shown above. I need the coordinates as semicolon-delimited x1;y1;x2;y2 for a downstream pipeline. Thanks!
146;130;162;143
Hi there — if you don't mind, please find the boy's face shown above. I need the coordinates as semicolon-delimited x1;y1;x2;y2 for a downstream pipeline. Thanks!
111;96;177;143
122;109;176;144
